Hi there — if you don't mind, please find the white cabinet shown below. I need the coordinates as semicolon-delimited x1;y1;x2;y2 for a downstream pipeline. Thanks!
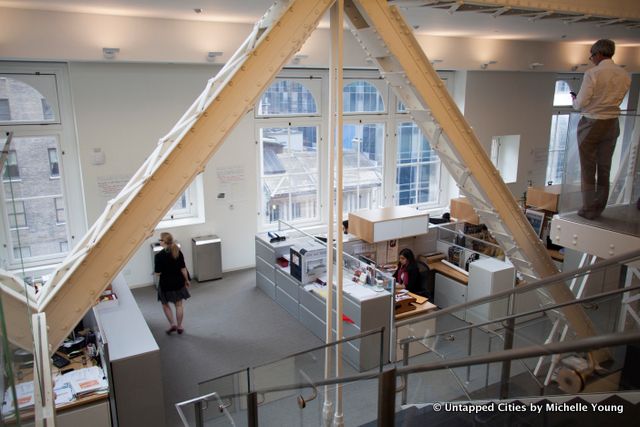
434;273;467;320
466;258;515;328
349;206;429;243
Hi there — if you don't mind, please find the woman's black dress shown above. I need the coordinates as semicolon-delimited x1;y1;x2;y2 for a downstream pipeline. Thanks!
154;249;191;304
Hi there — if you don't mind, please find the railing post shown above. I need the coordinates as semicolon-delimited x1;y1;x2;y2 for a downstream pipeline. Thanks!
378;367;396;427
500;295;516;399
247;391;259;427
401;339;411;405
194;401;203;427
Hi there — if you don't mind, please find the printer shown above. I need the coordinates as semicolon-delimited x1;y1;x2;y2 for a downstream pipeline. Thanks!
290;242;326;284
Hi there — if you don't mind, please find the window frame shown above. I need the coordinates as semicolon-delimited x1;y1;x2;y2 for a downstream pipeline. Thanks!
0;63;85;271
48;147;60;178
7;200;27;230
256;72;324;231
257;120;323;228
156;174;206;229
2;149;20;181
546;75;582;185
255;69;456;231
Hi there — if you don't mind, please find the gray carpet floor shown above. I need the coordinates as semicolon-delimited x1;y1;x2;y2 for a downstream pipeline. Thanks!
132;268;324;427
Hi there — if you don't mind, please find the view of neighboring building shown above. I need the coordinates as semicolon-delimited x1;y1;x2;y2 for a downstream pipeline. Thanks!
1;76;69;271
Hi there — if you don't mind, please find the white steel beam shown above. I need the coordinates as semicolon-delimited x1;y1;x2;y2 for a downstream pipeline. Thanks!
347;0;604;355
18;0;335;353
435;0;640;20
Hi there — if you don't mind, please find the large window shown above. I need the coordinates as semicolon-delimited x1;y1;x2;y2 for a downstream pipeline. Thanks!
256;72;453;229
342;123;384;213
257;80;318;116
344;81;385;113
546;80;574;185
257;78;320;226
2;135;71;263
260;126;319;225
396;122;441;206
0;66;81;270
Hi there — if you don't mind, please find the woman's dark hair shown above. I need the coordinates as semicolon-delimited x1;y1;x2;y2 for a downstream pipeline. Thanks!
398;248;416;266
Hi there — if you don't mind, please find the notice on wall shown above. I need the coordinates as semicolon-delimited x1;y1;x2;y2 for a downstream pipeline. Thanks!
97;174;131;199
216;165;245;202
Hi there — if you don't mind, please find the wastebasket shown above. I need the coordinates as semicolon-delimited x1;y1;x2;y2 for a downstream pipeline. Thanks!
192;235;223;282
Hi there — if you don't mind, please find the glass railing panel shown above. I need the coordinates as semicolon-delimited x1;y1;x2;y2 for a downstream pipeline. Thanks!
175;391;240;427
196;369;250;427
557;112;640;230
394;250;640;401
251;331;384;393
252;376;381;427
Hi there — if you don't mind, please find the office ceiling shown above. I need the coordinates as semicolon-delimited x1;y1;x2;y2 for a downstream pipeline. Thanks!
0;0;639;45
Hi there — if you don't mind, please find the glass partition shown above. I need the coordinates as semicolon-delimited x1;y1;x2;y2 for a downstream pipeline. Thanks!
394;248;640;403
1;131;42;425
192;328;384;427
558;112;640;224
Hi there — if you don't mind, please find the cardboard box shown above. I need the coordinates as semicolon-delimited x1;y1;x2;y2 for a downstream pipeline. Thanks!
526;185;561;212
450;197;479;225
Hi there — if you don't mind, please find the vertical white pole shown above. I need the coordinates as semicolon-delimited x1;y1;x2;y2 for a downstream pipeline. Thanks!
323;2;339;425
333;1;345;426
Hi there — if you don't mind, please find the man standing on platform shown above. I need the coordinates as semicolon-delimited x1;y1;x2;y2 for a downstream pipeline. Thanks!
571;39;630;220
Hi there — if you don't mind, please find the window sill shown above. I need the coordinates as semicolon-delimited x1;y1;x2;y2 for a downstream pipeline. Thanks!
156;215;205;230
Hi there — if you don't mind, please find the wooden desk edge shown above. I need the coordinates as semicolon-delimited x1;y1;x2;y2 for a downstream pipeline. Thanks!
427;261;469;285
395;291;438;320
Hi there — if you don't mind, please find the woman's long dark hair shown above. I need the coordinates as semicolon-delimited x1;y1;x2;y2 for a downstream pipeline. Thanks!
397;248;416;268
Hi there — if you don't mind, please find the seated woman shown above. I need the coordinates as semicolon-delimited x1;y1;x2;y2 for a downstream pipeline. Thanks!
392;248;421;295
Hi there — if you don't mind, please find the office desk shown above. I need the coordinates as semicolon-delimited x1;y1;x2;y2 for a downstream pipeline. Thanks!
427;260;469;285
10;352;110;427
394;292;438;360
394;292;437;321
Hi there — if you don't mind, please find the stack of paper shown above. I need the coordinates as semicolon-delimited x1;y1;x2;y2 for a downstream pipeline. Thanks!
57;366;108;398
2;381;34;416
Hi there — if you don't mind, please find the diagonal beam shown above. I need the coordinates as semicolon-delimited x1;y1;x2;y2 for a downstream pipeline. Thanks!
33;0;335;353
348;0;604;358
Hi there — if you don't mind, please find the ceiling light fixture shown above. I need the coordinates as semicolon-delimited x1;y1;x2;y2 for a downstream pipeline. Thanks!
480;60;497;70
529;62;544;70
571;63;588;71
102;47;120;60
207;51;223;62
194;8;203;14
430;59;443;66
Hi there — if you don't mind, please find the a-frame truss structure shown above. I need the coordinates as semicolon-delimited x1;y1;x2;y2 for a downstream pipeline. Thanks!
2;0;636;356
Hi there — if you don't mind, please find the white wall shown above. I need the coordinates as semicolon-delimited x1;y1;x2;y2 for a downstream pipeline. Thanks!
463;71;558;197
68;62;258;287
1;7;639;72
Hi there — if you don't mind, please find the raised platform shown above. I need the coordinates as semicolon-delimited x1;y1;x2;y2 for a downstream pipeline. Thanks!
550;205;640;259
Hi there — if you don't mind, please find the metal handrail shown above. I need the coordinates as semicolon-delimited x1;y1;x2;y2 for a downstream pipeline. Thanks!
185;330;640;403
396;248;640;327
398;282;640;347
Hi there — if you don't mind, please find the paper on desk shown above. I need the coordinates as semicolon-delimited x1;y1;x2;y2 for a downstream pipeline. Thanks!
54;383;75;405
58;366;108;397
2;380;34;416
343;284;376;300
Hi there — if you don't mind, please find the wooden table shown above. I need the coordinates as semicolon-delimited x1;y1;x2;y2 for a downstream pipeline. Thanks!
428;260;469;285
395;291;438;320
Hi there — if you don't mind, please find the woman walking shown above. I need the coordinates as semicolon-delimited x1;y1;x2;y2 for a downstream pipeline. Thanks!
154;232;191;334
